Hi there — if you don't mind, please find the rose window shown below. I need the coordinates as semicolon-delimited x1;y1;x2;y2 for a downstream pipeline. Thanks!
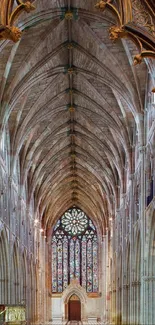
61;208;88;235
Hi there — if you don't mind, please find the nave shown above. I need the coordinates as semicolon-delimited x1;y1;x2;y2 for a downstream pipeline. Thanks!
0;0;155;325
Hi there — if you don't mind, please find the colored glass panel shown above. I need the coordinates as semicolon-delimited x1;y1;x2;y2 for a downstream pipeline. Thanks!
87;239;93;292
75;240;80;283
52;239;57;292
70;239;75;280
51;207;98;293
93;236;98;292
57;240;63;292
63;236;68;290
82;236;87;289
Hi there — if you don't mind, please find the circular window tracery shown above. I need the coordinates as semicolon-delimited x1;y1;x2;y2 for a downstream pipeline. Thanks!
61;208;88;235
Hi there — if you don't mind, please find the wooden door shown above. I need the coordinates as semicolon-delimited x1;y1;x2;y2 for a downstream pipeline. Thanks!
68;297;81;320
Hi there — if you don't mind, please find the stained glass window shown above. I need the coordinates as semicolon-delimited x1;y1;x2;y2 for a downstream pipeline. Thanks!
52;237;57;292
75;240;80;283
63;236;68;290
57;240;63;292
70;239;75;281
51;207;98;293
87;239;92;292
82;236;87;289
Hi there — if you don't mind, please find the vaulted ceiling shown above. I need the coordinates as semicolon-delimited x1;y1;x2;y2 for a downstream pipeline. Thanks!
0;0;153;234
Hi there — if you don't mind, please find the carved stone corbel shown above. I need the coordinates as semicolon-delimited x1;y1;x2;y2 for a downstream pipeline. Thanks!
109;26;127;40
95;0;112;11
0;25;22;42
0;0;35;42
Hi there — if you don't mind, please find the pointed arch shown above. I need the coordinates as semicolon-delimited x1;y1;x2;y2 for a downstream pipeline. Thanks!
0;227;9;304
134;229;141;325
148;210;155;275
126;241;130;325
51;207;99;293
62;280;87;321
20;250;27;305
11;241;20;304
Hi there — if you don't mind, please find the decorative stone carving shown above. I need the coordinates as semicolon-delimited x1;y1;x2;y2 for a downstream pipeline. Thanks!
131;0;155;36
22;1;35;13
0;25;22;42
109;26;126;40
68;68;75;75
132;280;141;286
95;0;111;11
5;306;26;322
65;11;73;20
0;0;35;42
133;54;143;65
143;276;155;282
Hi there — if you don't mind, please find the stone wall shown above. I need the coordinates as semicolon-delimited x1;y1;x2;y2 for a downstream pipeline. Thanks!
0;137;50;324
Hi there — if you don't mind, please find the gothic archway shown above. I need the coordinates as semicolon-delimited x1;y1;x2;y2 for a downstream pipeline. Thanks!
0;228;9;304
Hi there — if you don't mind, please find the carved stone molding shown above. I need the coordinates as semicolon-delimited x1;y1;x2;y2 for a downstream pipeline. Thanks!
109;26;127;40
132;280;141;286
123;284;130;288
143;276;155;282
95;0;112;12
131;0;155;36
65;11;73;20
142;0;155;19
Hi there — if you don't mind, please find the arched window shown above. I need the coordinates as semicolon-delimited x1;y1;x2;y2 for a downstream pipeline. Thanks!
51;207;98;293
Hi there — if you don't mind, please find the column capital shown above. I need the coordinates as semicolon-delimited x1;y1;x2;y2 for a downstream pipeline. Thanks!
138;145;146;153
143;276;155;281
132;280;141;286
102;235;106;242
129;173;135;181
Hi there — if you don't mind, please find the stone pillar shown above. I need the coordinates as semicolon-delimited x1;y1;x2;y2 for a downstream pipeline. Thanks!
121;194;127;325
111;219;117;324
105;230;109;322
100;230;109;322
143;276;155;325
139;146;146;325
129;174;135;325
133;281;141;325
101;234;105;321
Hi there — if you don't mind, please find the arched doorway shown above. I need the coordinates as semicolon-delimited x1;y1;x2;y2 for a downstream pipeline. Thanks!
62;279;87;321
68;295;81;321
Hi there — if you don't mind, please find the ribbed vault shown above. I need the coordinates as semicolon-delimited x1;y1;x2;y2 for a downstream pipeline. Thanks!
0;0;149;235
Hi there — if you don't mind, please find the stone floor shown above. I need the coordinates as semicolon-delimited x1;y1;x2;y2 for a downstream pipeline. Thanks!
48;321;106;325
48;321;107;325
67;320;82;325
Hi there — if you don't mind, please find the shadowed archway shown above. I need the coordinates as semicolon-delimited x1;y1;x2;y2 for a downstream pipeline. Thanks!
68;294;81;321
